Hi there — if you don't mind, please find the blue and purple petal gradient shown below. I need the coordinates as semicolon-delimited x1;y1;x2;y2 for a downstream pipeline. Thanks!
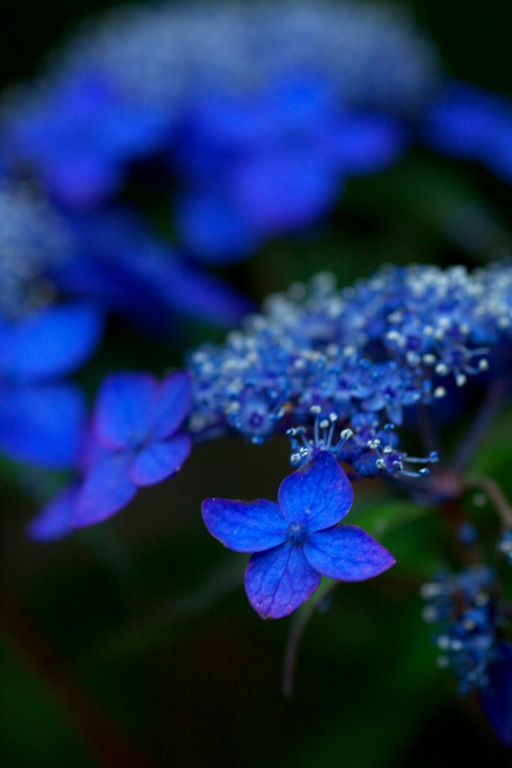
95;372;159;449
130;434;191;486
27;484;80;542
278;451;353;530
304;525;396;581
245;542;321;620
8;71;171;208
74;452;137;527
72;371;192;527
202;451;394;618
202;498;288;553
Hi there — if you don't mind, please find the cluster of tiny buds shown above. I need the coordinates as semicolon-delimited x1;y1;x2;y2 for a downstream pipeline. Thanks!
287;405;438;478
498;529;512;564
420;567;506;696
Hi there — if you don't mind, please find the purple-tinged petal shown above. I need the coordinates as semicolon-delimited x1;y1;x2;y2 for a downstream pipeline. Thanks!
150;372;191;440
95;372;158;449
304;525;395;581
0;383;85;469
73;452;137;527
278;451;353;531
176;193;262;262
130;434;191;486
232;151;337;233
27;485;79;542
156;258;254;327
245;542;320;619
201;498;288;553
331;114;406;176
0;304;103;382
479;641;512;747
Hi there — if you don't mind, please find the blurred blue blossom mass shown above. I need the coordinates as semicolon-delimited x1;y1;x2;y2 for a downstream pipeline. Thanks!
2;0;511;264
2;1;512;763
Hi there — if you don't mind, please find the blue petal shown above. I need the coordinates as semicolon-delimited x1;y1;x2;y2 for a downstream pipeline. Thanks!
150;372;191;440
95;372;158;449
201;498;288;553
176;193;262;262
27;485;79;542
333;114;406;175
304;525;395;581
0;304;103;382
278;451;353;531
155;258;253;327
0;383;85;468
73;452;137;527
244;542;320;619
479;641;512;746
131;434;191;486
232;151;337;232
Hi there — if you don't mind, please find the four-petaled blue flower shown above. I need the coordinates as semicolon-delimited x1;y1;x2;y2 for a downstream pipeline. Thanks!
202;451;395;618
74;371;192;527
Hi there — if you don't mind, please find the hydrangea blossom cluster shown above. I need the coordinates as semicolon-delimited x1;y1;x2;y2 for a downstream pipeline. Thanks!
0;179;248;471
0;181;71;319
421;567;512;745
187;263;512;475
4;1;511;263
59;0;439;116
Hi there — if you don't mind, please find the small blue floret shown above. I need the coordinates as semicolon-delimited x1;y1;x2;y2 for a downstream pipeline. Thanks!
202;451;395;618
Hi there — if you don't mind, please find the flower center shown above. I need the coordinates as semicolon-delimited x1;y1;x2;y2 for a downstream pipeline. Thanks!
287;521;307;543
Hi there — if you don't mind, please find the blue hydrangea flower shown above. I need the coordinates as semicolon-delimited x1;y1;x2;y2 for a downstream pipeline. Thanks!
6;71;170;208
73;371;192;527
421;566;512;745
0;303;103;468
2;0;439;262
202;450;395;618
0;179;249;333
176;75;406;260
187;263;511;476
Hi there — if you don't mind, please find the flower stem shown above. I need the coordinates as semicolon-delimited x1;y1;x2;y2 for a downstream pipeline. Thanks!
282;579;336;698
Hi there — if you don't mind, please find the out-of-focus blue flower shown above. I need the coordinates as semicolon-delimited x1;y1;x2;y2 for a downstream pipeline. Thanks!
176;76;407;260
72;371;192;527
0;180;250;333
421;567;512;745
2;0;440;261
202;450;394;618
55;205;252;332
187;263;512;475
420;81;512;185
0;303;103;467
6;71;171;208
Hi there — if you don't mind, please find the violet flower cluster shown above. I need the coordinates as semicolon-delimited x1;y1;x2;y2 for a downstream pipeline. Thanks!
421;567;512;745
2;0;511;265
187;263;512;473
23;260;512;745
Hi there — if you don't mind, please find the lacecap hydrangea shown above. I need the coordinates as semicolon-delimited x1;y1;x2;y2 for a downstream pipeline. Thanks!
4;1;511;263
29;262;512;573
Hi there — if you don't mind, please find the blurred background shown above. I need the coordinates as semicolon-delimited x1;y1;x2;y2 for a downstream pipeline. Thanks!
1;1;512;767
